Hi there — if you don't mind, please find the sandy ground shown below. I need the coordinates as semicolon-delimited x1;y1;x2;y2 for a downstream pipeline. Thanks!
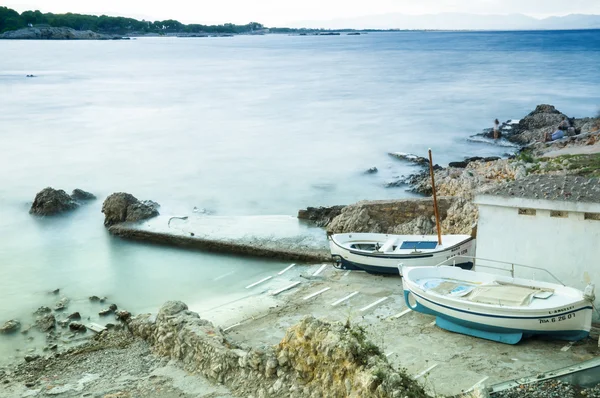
0;331;234;398
197;263;600;396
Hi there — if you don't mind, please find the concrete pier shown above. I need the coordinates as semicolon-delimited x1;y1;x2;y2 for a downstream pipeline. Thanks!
108;214;331;262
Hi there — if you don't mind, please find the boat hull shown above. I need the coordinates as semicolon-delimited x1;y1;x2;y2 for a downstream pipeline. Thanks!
330;236;476;275
403;287;593;344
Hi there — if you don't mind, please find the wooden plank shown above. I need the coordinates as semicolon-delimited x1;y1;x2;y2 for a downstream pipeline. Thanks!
331;291;359;306
303;287;331;301
87;323;107;333
360;297;389;312
245;276;273;289
272;281;301;296
312;264;328;276
278;263;296;275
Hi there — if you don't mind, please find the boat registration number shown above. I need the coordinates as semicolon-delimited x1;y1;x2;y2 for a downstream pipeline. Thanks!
539;313;576;324
446;248;468;260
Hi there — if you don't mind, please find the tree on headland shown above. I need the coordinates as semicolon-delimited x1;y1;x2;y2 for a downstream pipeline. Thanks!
0;6;265;34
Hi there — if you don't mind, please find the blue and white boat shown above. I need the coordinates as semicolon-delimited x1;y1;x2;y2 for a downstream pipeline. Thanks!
401;265;594;344
328;233;475;275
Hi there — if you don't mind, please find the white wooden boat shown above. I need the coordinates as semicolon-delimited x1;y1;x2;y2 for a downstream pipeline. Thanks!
328;233;475;275
401;265;594;344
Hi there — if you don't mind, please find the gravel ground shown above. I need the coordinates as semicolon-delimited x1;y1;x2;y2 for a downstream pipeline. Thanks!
0;329;233;398
493;380;600;398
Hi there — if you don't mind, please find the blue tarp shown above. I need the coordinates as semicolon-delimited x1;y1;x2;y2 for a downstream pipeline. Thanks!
400;241;438;250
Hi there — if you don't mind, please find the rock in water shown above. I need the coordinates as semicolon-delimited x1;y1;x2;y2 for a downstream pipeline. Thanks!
102;193;160;227
71;189;96;201
34;306;52;316
29;187;78;216
102;192;138;226
67;312;81;320
115;310;131;322
125;201;159;222
0;320;21;334
24;354;40;362
54;297;69;311
297;205;345;227
69;322;87;332
34;314;56;332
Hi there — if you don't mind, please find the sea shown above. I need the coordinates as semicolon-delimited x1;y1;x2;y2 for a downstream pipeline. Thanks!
1;30;599;363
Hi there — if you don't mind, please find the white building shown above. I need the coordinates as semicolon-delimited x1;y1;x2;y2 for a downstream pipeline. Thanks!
474;175;600;311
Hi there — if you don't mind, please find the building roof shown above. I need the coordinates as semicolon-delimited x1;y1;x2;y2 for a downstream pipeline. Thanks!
479;175;600;204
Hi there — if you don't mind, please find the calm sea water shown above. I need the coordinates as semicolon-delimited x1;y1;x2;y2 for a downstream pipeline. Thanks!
1;30;599;362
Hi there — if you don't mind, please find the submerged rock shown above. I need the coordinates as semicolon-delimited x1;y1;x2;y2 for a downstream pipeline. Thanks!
365;166;378;174
102;193;160;227
34;314;56;332
71;189;96;201
30;187;78;216
54;297;69;311
0;320;21;334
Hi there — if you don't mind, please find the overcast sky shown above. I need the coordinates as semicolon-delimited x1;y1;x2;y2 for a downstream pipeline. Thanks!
4;0;600;25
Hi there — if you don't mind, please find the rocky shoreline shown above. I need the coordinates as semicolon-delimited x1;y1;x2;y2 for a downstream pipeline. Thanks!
0;27;128;40
300;104;600;236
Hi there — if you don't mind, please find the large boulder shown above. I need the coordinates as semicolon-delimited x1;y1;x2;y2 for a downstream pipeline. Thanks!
30;187;78;216
508;104;569;145
518;104;563;131
102;193;159;227
71;188;96;201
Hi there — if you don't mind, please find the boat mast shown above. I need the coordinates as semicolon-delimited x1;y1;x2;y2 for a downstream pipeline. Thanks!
428;149;442;245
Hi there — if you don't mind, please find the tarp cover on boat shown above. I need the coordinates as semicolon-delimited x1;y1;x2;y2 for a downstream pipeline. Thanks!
468;285;543;307
400;241;438;250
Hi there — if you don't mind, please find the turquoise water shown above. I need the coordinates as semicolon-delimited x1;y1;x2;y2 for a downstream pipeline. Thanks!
0;30;599;362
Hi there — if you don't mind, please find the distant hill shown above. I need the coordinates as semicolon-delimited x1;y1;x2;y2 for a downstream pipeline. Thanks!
290;13;600;31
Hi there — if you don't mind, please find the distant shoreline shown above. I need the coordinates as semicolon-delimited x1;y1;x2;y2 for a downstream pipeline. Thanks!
2;26;600;40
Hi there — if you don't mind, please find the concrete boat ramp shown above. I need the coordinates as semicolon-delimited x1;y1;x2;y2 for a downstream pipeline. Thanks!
190;262;600;397
108;214;331;262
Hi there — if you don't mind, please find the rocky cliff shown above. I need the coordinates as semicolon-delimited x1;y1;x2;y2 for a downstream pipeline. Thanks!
326;197;454;235
128;301;428;398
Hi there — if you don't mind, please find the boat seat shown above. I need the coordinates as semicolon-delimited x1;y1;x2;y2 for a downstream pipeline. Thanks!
379;237;399;253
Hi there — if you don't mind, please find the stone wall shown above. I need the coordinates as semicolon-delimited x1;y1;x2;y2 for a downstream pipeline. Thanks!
128;301;428;398
326;197;454;235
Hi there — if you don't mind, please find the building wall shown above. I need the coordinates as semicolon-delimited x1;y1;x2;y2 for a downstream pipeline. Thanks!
475;200;600;312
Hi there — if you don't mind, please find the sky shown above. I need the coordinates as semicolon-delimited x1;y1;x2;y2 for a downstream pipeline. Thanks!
4;0;600;26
